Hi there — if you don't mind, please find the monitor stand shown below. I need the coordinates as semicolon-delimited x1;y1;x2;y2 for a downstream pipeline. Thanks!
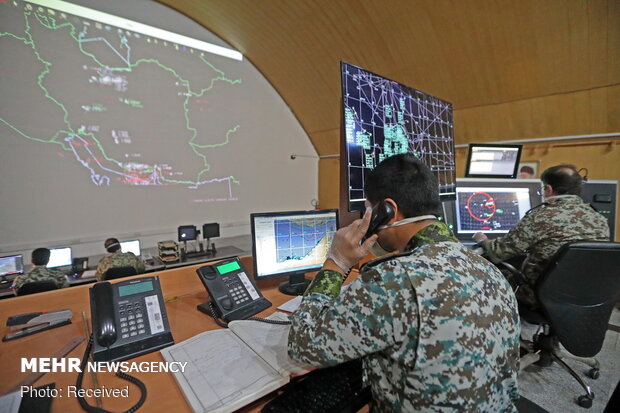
279;272;310;296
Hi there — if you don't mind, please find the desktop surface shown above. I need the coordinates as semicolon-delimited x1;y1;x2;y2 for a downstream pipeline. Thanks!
0;257;323;412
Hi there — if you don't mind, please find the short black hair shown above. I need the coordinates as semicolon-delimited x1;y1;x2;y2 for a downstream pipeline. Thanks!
365;154;441;217
541;164;583;195
105;238;121;253
32;248;51;266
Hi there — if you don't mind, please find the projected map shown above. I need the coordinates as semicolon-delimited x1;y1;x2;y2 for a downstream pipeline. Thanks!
275;217;336;264
342;62;456;210
0;0;242;200
456;188;530;233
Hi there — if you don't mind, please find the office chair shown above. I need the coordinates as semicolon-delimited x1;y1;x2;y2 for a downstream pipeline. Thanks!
17;280;59;296
515;241;620;408
103;266;138;280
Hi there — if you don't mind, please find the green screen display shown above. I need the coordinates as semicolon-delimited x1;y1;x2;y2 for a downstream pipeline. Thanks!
216;261;241;274
119;280;154;297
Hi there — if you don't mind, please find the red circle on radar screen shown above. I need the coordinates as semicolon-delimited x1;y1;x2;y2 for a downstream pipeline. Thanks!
466;192;496;222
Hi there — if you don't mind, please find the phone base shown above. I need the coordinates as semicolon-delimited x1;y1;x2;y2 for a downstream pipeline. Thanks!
278;279;310;296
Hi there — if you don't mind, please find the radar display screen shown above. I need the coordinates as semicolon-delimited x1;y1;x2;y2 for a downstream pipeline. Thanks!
456;187;531;234
341;62;456;211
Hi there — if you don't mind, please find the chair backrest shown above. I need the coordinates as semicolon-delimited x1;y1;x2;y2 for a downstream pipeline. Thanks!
17;280;59;296
537;241;620;357
103;266;137;280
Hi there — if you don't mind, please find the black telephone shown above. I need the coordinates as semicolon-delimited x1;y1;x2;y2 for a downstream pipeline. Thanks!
196;258;271;323
89;276;174;362
72;257;89;274
362;200;395;242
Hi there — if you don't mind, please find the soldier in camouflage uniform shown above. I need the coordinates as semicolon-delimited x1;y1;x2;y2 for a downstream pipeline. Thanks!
477;165;609;310
12;248;69;292
288;154;520;411
95;238;145;281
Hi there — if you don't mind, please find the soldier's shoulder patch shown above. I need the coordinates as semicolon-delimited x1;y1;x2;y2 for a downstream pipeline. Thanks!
525;202;548;216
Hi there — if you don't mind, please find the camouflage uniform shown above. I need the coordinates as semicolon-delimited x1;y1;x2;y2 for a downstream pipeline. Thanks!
288;222;520;412
12;266;69;291
480;195;610;309
95;252;145;281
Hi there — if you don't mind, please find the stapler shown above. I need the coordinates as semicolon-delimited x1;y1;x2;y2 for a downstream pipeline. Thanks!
3;309;73;341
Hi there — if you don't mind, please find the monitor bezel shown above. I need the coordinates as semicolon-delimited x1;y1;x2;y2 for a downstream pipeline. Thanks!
120;239;141;256
0;254;24;277
47;247;73;268
341;61;456;212
250;209;339;281
465;143;523;179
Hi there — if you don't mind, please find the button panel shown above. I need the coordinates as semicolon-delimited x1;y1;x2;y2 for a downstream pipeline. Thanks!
118;299;150;340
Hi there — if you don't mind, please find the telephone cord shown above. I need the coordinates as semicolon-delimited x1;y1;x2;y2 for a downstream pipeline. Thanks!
75;335;147;413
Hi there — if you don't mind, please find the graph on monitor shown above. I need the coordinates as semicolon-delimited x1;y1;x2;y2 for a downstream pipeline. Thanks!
342;62;456;211
253;211;337;278
455;187;531;234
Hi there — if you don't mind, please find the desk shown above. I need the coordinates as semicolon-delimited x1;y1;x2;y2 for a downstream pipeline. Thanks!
0;256;312;412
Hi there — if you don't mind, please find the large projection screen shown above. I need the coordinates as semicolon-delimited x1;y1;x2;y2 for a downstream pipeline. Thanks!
0;0;317;252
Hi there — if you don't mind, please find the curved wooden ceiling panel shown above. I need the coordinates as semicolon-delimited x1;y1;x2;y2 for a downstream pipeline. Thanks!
156;0;619;153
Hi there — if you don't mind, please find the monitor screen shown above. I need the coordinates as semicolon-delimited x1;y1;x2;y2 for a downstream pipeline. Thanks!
455;187;531;234
0;254;24;277
465;144;523;178
251;210;338;279
341;62;456;211
120;239;141;256
178;225;198;241
48;247;72;268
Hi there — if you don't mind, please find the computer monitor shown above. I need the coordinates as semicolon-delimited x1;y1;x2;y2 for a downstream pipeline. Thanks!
251;209;339;296
0;254;24;277
451;178;543;241
455;187;531;236
120;239;141;256
178;225;199;242
47;247;72;268
341;62;456;211
465;144;523;179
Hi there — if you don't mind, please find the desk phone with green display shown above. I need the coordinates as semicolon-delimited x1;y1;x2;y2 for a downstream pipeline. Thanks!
196;258;271;322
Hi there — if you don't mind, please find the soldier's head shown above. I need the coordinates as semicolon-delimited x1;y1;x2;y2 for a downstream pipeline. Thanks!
541;164;583;197
364;154;441;251
31;248;51;266
104;238;121;253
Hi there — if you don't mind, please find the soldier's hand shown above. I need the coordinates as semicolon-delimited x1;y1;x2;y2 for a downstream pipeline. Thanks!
473;232;488;243
326;208;378;273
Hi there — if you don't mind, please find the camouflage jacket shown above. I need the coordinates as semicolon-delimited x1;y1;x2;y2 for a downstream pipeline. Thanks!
95;251;145;281
480;195;610;309
288;222;520;412
12;266;69;291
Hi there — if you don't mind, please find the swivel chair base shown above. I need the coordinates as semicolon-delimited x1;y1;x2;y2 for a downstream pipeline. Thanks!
520;325;600;409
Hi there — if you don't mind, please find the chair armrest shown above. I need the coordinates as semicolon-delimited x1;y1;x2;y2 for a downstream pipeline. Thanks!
498;261;527;287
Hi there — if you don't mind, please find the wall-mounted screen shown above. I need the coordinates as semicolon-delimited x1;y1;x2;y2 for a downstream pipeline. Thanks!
341;62;456;211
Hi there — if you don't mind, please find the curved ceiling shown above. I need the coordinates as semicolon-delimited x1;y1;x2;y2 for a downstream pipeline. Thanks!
156;0;619;155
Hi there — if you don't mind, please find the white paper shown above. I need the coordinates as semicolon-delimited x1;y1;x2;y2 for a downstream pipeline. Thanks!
81;269;97;279
0;391;21;413
161;329;286;413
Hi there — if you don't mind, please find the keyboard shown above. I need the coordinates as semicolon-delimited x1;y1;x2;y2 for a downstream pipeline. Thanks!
262;359;371;413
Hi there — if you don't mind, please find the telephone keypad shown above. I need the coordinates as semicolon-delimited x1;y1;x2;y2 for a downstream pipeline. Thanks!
116;300;151;341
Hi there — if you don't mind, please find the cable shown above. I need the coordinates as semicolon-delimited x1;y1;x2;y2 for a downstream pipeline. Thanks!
76;335;147;413
247;317;291;325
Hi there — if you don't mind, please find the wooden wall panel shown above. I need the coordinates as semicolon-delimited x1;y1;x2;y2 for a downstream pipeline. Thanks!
454;86;619;144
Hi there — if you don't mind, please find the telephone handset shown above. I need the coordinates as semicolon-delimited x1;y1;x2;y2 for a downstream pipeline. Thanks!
197;258;272;323
89;276;174;362
362;200;395;242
